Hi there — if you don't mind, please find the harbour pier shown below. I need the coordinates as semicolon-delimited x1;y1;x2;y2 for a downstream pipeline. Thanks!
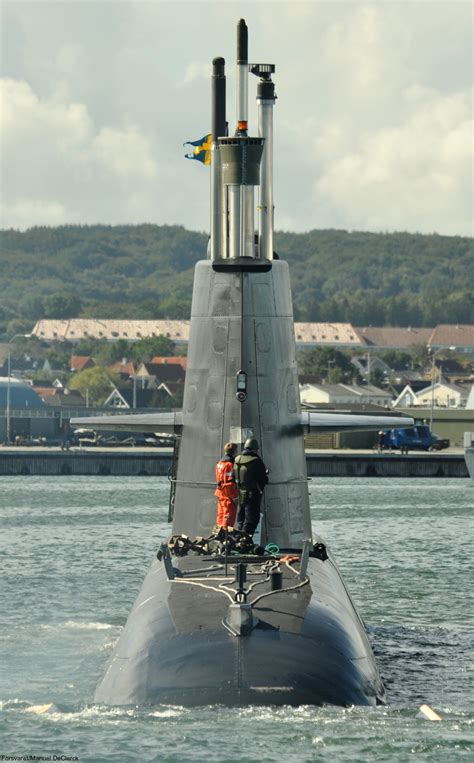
0;447;468;478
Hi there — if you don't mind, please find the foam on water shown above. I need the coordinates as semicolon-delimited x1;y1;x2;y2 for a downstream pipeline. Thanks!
40;621;118;631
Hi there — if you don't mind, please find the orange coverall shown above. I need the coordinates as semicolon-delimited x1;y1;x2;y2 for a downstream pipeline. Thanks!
214;457;239;528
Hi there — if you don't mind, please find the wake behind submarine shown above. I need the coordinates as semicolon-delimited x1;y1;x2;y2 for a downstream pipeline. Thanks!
73;20;413;707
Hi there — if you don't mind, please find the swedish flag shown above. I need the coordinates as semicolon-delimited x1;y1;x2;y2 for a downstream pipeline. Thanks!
184;134;211;165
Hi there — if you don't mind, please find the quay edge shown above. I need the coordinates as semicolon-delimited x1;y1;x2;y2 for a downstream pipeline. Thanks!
0;449;468;478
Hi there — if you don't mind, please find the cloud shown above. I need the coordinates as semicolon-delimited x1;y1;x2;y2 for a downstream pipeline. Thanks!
0;200;66;229
272;3;473;235
0;77;159;226
92;127;157;179
0;1;472;235
1;77;91;144
182;61;210;86
310;85;473;236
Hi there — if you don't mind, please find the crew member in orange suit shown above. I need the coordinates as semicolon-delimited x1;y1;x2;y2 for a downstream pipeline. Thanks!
214;442;239;530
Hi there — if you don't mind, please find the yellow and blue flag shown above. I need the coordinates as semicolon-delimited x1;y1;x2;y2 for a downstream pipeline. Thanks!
184;134;211;165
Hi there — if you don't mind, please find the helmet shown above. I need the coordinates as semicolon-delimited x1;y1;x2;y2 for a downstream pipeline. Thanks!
244;437;259;451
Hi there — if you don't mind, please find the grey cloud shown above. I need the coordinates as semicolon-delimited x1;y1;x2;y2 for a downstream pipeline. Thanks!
1;1;472;235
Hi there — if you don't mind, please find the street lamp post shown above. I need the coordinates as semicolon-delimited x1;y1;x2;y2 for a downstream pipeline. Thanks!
5;334;31;445
429;351;437;432
326;359;335;382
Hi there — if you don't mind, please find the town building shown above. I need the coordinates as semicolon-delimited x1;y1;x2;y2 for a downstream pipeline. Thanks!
31;319;474;353
0;344;52;378
150;356;188;369
351;355;392;380
0;378;46;409
103;386;173;409
70;356;95;373
428;325;474;354
299;383;393;407
108;360;137;380
293;323;363;347
35;387;86;407
411;382;470;409
134;362;185;389
0;378;49;441
354;326;432;350
32;319;190;343
393;382;470;409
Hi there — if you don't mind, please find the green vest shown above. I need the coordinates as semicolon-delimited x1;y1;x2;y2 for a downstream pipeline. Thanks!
234;454;263;491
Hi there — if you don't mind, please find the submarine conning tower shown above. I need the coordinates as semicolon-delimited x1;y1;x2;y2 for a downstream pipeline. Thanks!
172;19;311;548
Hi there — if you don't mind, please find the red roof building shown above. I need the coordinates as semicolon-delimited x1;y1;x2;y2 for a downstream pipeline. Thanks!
135;362;185;384
150;356;188;369
70;356;95;372
35;387;86;406
354;327;432;349
428;325;474;351
108;360;136;379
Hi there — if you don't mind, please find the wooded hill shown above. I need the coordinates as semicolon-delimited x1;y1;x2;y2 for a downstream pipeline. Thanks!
1;224;472;337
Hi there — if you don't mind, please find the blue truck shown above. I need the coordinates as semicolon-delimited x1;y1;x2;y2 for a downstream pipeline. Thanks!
382;425;450;454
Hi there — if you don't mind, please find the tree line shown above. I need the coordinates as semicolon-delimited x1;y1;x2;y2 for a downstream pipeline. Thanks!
1;224;472;338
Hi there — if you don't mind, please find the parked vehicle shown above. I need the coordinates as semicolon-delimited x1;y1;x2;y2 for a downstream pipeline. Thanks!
13;436;47;447
382;425;450;454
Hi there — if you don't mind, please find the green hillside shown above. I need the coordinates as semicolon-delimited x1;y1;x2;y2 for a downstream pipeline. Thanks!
0;224;472;337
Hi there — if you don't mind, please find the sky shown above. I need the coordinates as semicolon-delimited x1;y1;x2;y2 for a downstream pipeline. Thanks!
0;0;472;236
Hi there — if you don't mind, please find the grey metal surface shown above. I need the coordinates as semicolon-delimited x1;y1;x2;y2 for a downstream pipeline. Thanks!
464;447;474;482
210;143;226;260
300;411;414;433
236;20;248;124
258;96;275;260
210;58;227;260
70;409;413;437
219;137;264;186
95;553;385;707
172;259;311;549
228;185;241;259
241;260;311;547
243;186;254;258
70;411;182;433
237;63;248;123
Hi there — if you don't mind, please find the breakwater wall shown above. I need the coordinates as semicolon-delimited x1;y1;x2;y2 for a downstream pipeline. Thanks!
0;450;468;478
305;453;468;478
0;451;171;477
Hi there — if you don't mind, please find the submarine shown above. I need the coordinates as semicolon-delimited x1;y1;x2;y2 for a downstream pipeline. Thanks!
73;19;413;707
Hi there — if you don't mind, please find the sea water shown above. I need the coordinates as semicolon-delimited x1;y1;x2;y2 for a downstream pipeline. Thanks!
0;476;472;762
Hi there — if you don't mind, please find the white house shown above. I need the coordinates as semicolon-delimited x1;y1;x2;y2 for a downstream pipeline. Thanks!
392;385;420;408
414;382;469;408
300;383;393;407
465;385;474;410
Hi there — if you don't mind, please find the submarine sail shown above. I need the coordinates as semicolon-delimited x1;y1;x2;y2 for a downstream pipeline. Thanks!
74;19;413;707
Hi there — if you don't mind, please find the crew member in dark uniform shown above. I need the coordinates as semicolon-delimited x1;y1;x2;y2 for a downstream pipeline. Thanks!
377;430;385;454
233;438;268;536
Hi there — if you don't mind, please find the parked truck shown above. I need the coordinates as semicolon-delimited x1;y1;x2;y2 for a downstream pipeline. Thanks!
382;425;450;454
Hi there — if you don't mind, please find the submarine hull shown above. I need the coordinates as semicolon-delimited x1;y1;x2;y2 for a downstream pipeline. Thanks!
94;260;386;708
95;550;386;707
